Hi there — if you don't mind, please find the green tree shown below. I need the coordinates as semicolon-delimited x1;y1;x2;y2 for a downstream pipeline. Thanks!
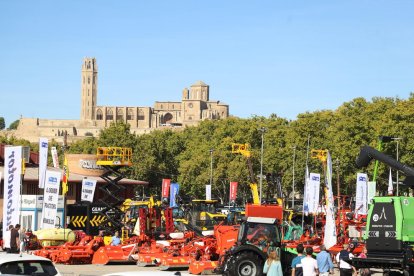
8;119;19;130
0;117;5;130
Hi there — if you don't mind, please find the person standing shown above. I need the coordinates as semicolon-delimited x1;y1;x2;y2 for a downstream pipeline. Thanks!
110;231;121;246
263;248;283;276
301;247;318;276
10;224;20;253
3;225;13;253
316;245;334;276
336;244;356;276
291;243;305;276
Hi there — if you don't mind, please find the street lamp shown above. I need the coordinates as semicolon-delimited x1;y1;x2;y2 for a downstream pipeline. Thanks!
391;137;402;195
259;127;267;203
292;146;296;209
209;149;214;186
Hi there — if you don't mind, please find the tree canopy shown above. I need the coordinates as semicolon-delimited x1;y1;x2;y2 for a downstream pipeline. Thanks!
2;96;414;202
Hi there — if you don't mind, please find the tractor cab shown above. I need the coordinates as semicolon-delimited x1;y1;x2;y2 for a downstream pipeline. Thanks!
189;199;227;230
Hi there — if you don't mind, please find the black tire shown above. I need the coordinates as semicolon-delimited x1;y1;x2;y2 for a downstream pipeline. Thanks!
229;251;263;276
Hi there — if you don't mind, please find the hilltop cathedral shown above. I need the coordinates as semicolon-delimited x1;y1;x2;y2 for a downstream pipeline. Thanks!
13;58;229;143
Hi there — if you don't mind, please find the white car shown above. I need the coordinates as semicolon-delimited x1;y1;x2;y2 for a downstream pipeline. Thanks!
103;271;190;276
0;253;61;275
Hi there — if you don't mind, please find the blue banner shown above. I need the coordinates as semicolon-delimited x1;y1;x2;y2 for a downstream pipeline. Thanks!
170;183;180;207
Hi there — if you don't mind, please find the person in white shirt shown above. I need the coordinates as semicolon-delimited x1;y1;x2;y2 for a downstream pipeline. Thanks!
301;247;319;276
335;244;356;276
3;225;13;253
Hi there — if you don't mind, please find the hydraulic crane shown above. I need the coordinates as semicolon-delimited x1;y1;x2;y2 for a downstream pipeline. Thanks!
231;143;260;205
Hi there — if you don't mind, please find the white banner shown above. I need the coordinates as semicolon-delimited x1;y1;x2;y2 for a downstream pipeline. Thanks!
39;138;49;188
51;147;59;168
41;170;61;229
367;181;376;204
2;146;22;238
206;185;212;200
81;178;97;202
324;151;337;249
355;173;368;215
307;173;320;214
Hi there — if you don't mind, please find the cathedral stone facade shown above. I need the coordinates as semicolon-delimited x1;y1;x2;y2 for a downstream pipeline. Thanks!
13;58;229;143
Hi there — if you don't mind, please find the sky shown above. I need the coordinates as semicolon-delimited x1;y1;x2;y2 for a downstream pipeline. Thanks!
1;1;414;127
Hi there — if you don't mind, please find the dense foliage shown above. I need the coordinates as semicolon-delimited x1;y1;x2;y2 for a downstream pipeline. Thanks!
0;117;5;130
2;95;414;203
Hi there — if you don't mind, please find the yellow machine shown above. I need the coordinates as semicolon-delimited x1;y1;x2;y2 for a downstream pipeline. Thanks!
231;143;260;205
188;199;227;230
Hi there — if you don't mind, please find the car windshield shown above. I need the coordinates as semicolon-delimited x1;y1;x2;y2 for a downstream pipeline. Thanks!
0;260;58;276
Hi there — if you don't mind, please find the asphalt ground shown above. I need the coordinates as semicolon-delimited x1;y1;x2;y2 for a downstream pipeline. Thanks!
56;264;389;276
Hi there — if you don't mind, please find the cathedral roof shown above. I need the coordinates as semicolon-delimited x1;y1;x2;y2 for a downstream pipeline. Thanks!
191;80;208;87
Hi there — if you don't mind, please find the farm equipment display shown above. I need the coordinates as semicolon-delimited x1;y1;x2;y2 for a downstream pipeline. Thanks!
351;145;414;275
216;204;283;276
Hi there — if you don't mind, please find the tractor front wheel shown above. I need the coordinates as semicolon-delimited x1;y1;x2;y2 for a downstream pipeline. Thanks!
232;252;262;276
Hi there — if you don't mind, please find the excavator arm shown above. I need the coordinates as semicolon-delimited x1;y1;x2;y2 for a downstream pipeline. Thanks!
232;143;260;205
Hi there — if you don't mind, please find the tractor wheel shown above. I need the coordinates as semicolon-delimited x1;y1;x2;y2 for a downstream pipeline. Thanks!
231;252;262;276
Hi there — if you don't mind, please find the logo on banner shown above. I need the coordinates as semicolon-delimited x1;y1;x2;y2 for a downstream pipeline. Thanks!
312;175;320;181
81;179;97;202
170;183;180;208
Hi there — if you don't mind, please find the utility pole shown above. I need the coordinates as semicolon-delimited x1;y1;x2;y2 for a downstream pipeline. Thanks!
259;127;267;203
335;158;340;210
209;148;214;186
392;137;402;195
292;146;296;209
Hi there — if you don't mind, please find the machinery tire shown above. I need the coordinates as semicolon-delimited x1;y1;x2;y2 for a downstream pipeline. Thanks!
230;251;263;276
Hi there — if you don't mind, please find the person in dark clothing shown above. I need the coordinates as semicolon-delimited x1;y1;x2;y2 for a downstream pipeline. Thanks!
10;224;21;253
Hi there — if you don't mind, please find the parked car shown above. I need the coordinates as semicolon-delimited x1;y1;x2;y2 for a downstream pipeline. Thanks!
0;253;61;275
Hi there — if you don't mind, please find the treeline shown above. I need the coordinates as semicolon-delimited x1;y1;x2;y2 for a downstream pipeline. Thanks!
2;95;414;203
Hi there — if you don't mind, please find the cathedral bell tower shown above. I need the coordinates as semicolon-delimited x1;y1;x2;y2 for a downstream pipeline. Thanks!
80;57;98;121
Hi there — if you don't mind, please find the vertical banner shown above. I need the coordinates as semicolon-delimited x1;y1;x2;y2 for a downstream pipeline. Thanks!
229;182;238;203
39;138;49;188
162;179;171;198
81;178;97;202
355;173;368;215
367;181;376;204
2;146;22;238
41;170;61;229
307;173;321;214
324;151;337;250
206;185;212;200
51;147;59;168
169;183;180;207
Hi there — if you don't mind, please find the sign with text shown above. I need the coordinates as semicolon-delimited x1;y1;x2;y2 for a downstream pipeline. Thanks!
229;182;238;202
307;173;321;214
355;173;368;215
51;147;59;168
2;146;22;238
162;179;171;198
39;138;48;188
41;170;61;229
81;178;97;202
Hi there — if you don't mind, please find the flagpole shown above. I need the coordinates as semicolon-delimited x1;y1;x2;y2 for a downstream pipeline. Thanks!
302;135;311;230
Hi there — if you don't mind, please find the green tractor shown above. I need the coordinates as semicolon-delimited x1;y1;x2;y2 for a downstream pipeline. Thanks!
352;145;414;275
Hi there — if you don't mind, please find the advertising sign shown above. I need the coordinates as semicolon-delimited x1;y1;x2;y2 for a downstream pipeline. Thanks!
356;173;368;215
51;147;59;168
81;178;97;202
162;179;171;198
2;146;22;238
170;183;180;208
41;170;61;229
206;185;212;201
39;138;48;188
307;173;321;214
229;182;238;202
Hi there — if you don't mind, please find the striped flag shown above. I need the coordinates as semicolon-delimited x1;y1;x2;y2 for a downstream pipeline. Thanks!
62;156;69;195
